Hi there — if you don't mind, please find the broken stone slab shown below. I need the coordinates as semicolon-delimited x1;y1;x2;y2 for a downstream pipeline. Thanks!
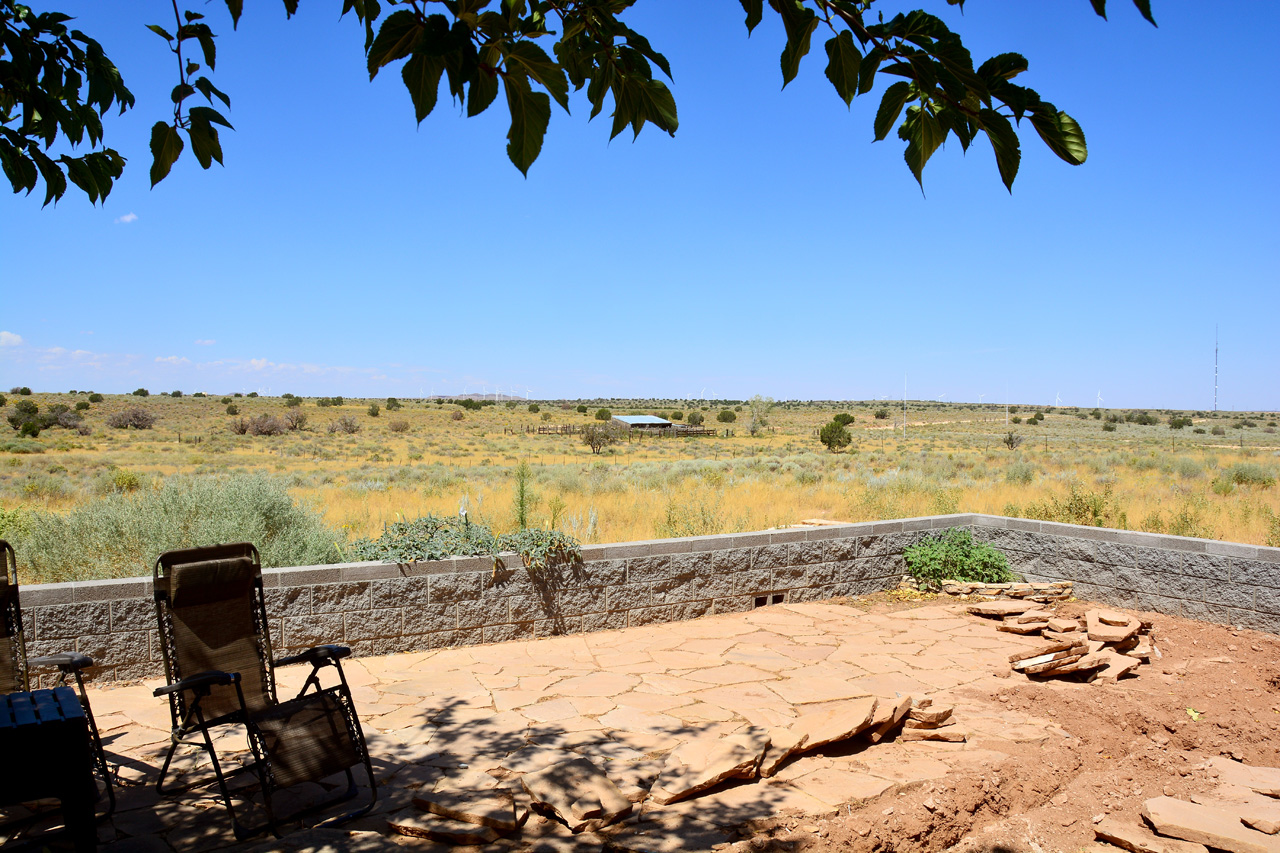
1043;628;1089;643
1012;646;1087;672
1024;653;1086;675
1007;609;1052;624
1191;788;1280;835
1209;759;1280;798
1095;815;1209;853
1048;617;1082;633
412;788;519;832
1141;796;1280;853
904;717;956;730
967;600;1044;617
1087;609;1142;644
759;728;808;778
388;813;501;845
1091;651;1142;683
899;729;966;743
1097;609;1131;627
1009;639;1080;664
999;619;1052;635
521;757;633;832
648;727;772;806
867;694;914;745
907;705;953;725
791;696;879;753
1053;652;1111;675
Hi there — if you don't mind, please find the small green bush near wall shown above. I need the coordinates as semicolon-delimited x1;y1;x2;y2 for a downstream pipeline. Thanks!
903;528;1014;590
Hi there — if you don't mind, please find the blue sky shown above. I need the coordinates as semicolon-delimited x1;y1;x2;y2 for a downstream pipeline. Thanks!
2;1;1277;410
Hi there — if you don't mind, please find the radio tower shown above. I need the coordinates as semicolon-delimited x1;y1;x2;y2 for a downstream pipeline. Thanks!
1214;326;1219;413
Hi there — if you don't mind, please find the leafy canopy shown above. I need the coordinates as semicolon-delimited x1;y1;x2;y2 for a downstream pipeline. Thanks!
1;0;1156;205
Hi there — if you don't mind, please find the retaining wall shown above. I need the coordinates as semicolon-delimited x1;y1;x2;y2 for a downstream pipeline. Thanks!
17;514;1280;684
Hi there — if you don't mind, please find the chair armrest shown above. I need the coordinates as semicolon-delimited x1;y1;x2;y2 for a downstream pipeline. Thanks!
29;651;94;672
153;670;239;697
275;644;351;668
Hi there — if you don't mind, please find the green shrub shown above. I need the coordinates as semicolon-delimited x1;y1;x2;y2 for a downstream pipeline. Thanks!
170;390;182;398
193;392;206;398
1102;422;1117;432
12;387;32;395
1168;416;1193;430
669;411;683;421
386;397;402;411
1193;428;1205;434
686;411;704;426
346;513;580;571
528;403;540;413
1024;483;1126;528
367;404;381;418
9;475;341;582
716;409;736;423
0;439;43;454
1225;463;1275;488
132;388;149;397
874;409;890;419
576;404;588;414
1011;415;1022;424
74;401;90;411
226;404;239;415
219;397;231;404
285;395;302;408
107;407;156;429
818;420;851;452
1211;425;1226;436
903;529;1014;590
247;392;259;398
594;408;612;421
1005;460;1036;484
389;419;410;433
832;412;855;426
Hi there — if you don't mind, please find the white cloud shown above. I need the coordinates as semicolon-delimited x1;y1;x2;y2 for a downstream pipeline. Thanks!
0;331;22;346
194;339;216;346
114;212;138;224
156;356;191;366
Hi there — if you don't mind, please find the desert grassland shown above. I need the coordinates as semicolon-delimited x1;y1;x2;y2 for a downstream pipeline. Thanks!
2;393;1279;559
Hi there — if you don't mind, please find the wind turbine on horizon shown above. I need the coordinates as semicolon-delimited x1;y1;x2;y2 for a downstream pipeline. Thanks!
1054;391;1062;407
1096;391;1104;407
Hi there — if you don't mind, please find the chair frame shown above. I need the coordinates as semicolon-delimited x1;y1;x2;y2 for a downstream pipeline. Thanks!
152;542;376;839
0;540;115;821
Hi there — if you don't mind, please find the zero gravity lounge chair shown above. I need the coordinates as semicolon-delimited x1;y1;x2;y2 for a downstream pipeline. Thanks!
152;542;376;839
0;540;115;820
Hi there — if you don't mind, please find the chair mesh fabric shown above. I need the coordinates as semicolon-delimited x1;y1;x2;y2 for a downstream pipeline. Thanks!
252;690;359;790
0;586;22;694
0;635;18;694
168;557;269;719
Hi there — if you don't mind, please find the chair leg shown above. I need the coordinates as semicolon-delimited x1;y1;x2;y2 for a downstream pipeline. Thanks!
70;669;115;819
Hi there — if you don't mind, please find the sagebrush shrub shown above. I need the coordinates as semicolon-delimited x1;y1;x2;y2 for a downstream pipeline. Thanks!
106;407;156;429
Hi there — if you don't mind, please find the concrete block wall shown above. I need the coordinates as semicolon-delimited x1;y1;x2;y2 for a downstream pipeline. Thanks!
16;513;1280;684
968;515;1280;634
18;517;959;683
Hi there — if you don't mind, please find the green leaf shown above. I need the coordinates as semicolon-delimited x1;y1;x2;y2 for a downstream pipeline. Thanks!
1089;0;1108;18
29;147;67;207
188;105;233;129
858;45;885;95
146;24;174;42
194;76;231;108
502;73;550;176
467;67;499;117
978;108;1020;192
504;41;569;112
740;0;763;34
223;0;243;28
1130;0;1157;25
367;10;423;79
874;81;911;141
149;121;184;186
777;2;818;87
823;32;861;106
978;53;1028;85
186;120;222;169
401;52;444;123
900;105;945;188
1030;108;1087;165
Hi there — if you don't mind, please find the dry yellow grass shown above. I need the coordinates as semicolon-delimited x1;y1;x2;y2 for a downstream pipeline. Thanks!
3;393;1278;549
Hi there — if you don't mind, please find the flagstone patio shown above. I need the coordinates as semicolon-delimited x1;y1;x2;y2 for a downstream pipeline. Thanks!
18;600;1071;852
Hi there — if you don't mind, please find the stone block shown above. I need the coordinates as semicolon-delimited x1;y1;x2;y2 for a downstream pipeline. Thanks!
72;577;150;603
1135;546;1183;575
1157;572;1204;601
17;582;74;607
772;566;807;589
110;597;153;633
789;541;825;565
751;544;794;570
767;528;810;545
276;566;342;587
578;610;628;633
1231;560;1280;588
1181;554;1235;582
282;612;345;648
556;587;608;617
429;572;482;604
626;555;671;584
579;559;627;586
670;600;714;621
312;582;371;613
481;567;536;598
806;524;856;541
457;599;504;629
432;627;482;649
265;586;311;618
732;568;773;596
75;630;151;672
345;608;403;641
335;562;400;581
824;538;858;562
628;606;672;627
1179;599;1233;627
36;602;111;640
509;594;554;623
711;548;753;573
484;622;534;644
1204;582;1256;611
401;603;456;635
1095;542;1137;568
653;572;733;603
371;577;431;609
712;595;754;615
